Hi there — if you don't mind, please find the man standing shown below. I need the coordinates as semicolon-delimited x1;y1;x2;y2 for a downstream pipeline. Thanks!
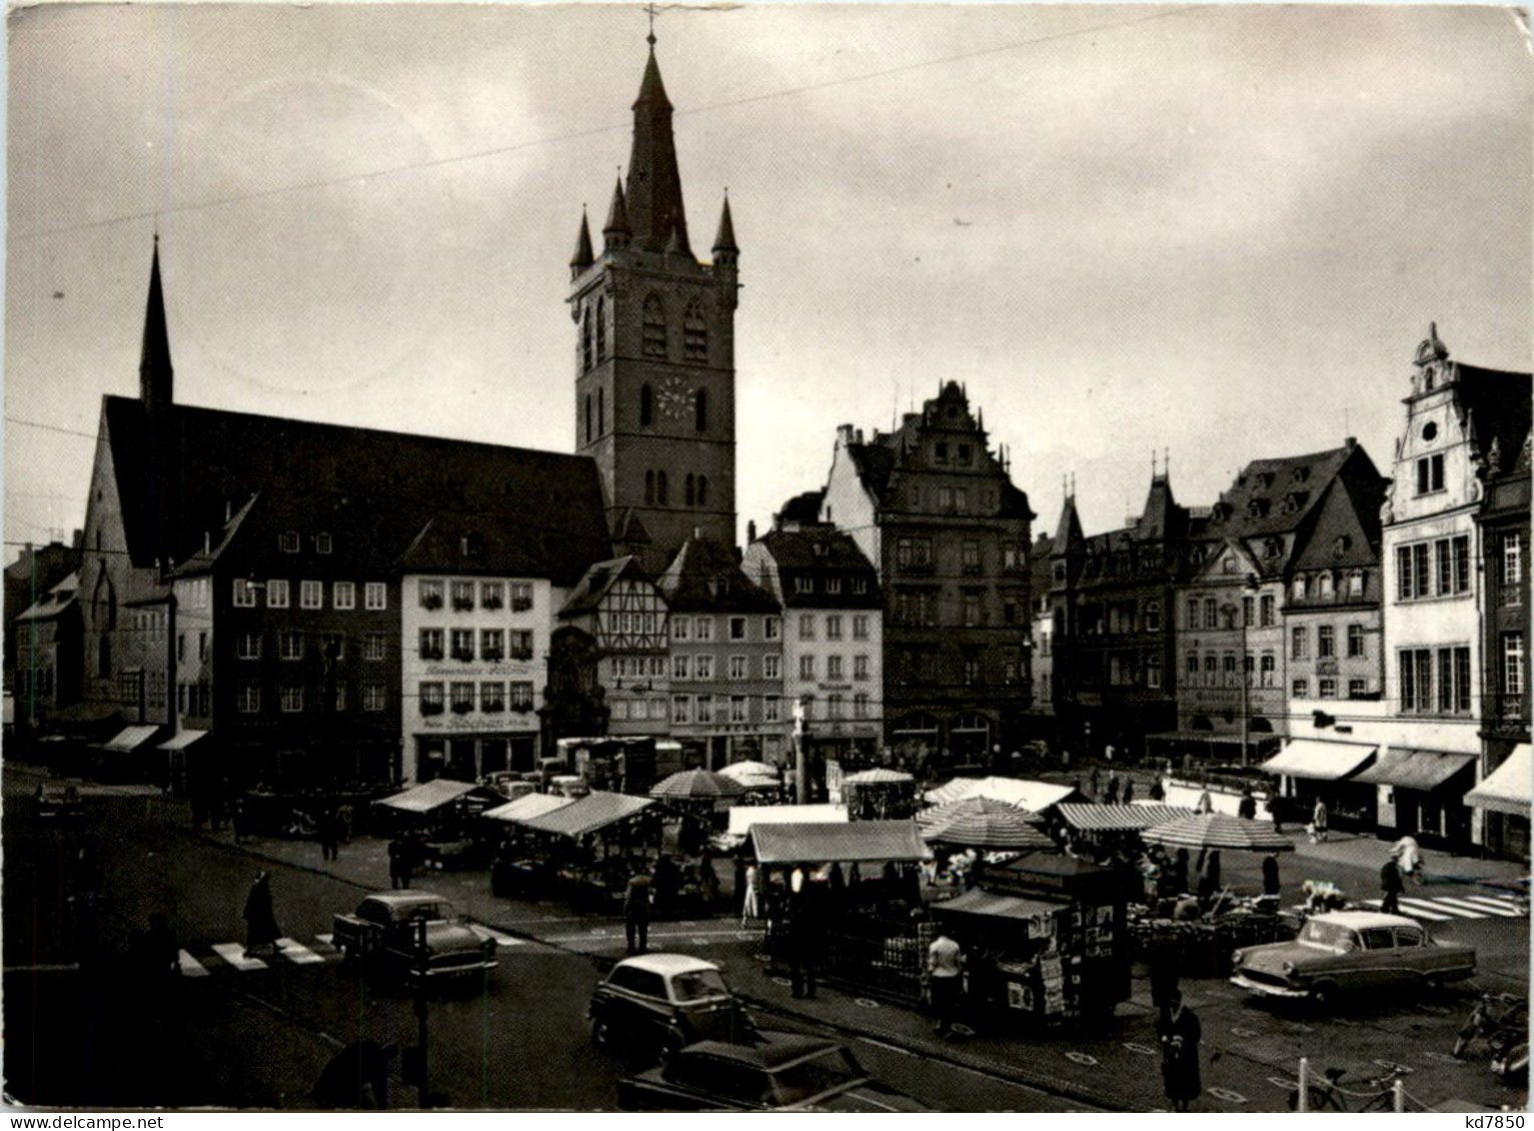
1380;854;1404;915
1156;989;1202;1113
624;867;652;955
1237;788;1258;820
926;931;964;1037
1311;799;1329;844
243;872;281;960
1261;850;1281;901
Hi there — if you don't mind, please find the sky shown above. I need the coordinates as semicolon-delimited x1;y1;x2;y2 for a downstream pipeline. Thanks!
6;3;1531;557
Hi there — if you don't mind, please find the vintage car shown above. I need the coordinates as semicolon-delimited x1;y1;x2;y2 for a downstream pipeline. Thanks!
617;1032;933;1111
33;781;85;822
1230;911;1476;1004
588;953;758;1061
331;891;497;983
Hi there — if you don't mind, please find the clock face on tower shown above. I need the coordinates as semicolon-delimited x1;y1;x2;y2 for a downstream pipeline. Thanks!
656;375;693;424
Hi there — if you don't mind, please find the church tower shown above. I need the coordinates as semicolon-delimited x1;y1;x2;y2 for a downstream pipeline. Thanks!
569;35;739;574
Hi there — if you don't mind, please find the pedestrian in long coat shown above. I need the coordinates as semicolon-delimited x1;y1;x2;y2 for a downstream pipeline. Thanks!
243;872;281;959
1261;851;1281;899
1122;779;1135;806
1380;856;1405;915
1310;799;1329;844
1157;990;1202;1112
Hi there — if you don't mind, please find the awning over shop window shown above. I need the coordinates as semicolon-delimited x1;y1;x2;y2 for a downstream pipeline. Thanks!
100;725;160;753
727;804;847;838
520;790;653;839
1354;748;1477;792
750;820;932;866
482;793;575;824
158;729;208;752
375;779;480;813
1056;804;1197;832
1260;739;1376;782
1465;745;1531;818
930;888;1066;922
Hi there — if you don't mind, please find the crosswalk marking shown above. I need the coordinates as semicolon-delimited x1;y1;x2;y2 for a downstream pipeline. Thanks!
177;949;210;977
1389;898;1453;921
212;942;268;971
276;937;326;964
1433;896;1522;918
1455;895;1525;915
1365;894;1524;922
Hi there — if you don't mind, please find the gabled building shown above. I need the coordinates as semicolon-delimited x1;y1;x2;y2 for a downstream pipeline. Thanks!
14;570;82;728
819;383;1034;770
559;556;671;738
5;535;80;700
743;522;882;771
655;536;783;768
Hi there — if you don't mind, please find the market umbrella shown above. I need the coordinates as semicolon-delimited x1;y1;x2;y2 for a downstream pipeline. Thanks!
843;768;914;785
1140;813;1295;853
719;761;780;781
650;769;747;801
920;802;1054;850
918;796;1046;837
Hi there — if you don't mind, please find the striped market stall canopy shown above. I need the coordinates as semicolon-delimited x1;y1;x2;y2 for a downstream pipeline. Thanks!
1056;803;1197;832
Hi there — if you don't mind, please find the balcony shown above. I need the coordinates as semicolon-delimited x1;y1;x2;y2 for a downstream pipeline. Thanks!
420;701;445;716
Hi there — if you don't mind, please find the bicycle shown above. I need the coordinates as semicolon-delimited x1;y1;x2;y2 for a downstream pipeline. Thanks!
1284;1066;1407;1112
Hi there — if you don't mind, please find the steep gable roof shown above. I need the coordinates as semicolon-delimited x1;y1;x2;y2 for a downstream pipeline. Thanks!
559;555;655;618
656;536;780;614
1457;364;1532;473
1202;444;1357;540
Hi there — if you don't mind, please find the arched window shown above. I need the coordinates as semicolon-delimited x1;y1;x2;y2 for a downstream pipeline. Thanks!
584;394;593;443
683;299;707;362
582;307;593;371
697;475;709;507
597;387;605;436
685;474;695;507
595;296;607;362
642;294;667;359
694;388;709;433
657;471;669;506
640;384;653;427
645;470;655;505
97;635;111;679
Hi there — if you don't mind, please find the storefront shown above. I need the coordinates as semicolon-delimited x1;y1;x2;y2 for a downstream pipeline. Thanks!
1259;739;1378;829
1465;744;1530;861
1355;747;1479;849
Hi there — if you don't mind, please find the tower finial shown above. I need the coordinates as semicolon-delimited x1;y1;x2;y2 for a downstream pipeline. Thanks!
645;1;658;47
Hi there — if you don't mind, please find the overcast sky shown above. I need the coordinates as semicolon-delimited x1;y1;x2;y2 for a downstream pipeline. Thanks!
6;3;1530;557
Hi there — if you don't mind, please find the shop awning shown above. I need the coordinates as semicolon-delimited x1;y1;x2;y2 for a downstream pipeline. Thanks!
1260;739;1377;782
930;888;1065;922
482;793;575;824
727;804;847;837
99;725;160;753
924;777;1080;812
375;779;480;813
158;729;208;752
1056;803;1196;832
1354;749;1478;792
1465;745;1531;818
750;820;932;866
521;790;653;838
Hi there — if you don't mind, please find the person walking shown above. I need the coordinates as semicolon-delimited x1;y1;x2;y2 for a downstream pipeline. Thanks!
1310;799;1329;844
388;838;409;889
243;872;281;960
624;867;652;955
1122;779;1135;806
741;862;761;926
1090;766;1101;798
1104;772;1121;806
1266;792;1284;833
1237;788;1257;820
789;872;823;1000
1261;850;1281;900
1380;854;1405;915
926;931;965;1037
1195;789;1213;814
318;806;340;863
1156;989;1203;1113
1148;777;1165;802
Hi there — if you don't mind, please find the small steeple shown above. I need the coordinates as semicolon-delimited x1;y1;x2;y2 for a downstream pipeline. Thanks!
140;233;173;413
711;193;738;266
625;39;692;256
1054;485;1084;549
570;208;595;275
603;176;631;252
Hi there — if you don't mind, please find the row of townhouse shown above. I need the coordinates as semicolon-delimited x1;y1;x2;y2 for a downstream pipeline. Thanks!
1037;328;1529;856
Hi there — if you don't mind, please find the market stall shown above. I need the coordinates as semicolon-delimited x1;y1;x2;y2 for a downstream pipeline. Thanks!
512;790;660;910
750;820;933;1005
483;791;576;896
924;777;1084;815
841;769;919;820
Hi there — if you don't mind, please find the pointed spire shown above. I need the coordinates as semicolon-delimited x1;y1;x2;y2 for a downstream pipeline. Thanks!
140;234;173;413
603;176;632;253
570;207;595;274
625;44;692;256
1054;493;1084;548
712;192;737;264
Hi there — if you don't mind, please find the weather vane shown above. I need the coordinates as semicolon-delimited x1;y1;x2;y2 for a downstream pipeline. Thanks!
645;2;659;46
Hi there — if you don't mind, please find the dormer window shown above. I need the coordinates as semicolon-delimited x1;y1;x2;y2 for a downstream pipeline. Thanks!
794;576;814;594
933;442;949;464
460;533;483;557
314;533;332;555
1292;575;1308;601
1258;472;1275;490
1264;537;1282;559
1319;572;1335;599
1292;466;1309;484
1334;535;1352;557
279;531;300;554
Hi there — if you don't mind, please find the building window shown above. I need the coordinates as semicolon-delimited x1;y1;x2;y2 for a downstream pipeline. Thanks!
238;685;260;714
683;299;707;362
480;682;505;713
450;581;474;611
854;654;870;681
1186;598;1200;630
729;617;746;641
729;695;748;723
694;655;716;681
299;580;322;610
509;682;534;711
509;582;533;613
1506;632;1526;697
694;616;713;641
1319;677;1337;699
232;579;257;607
1398;648;1432;714
1186;653;1199;678
325;581;352;611
363;683;386;712
851;615;870;641
315;532;332;555
508;630;533;660
1146;654;1162;689
1291;626;1308;660
729;655;747;680
267;579;290;608
1223;653;1238;686
642;294;667;358
764;654;781;680
450;682;475;714
1504;533;1523;590
964;655;981;685
823;614;843;641
364;582;387;610
280;686;304;713
1320;573;1335;599
794;576;813;595
481;629;504;662
640;384;653;427
237;633;261;660
1348;571;1364;598
1348;679;1367;699
1415;453;1445;496
1258;595;1273;626
280;631;304;661
1203;654;1218;686
799;613;815;641
1292;576;1307;602
825;693;844;720
695;694;713;724
765;617;781;641
961;541;980;575
582;307;593;371
1317;625;1335;659
963;594;980;627
672;695;691;724
419;579;444;610
1347;623;1365;658
595;296;607;362
1261;652;1275;687
364;633;386;661
672;617;690;642
764;696;781;723
827;655;844;681
799;654;816;680
1292;679;1308;698
279;531;300;554
419;628;444;661
1203;597;1217;628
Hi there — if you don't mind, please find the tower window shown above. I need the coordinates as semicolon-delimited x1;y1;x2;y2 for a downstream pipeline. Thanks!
697;475;708;507
645;470;655;505
598;386;605;436
596;296;607;362
694;388;709;433
642;294;667;359
685;474;696;507
683;300;707;362
584;394;593;444
582;307;593;371
640;384;653;427
657;471;669;506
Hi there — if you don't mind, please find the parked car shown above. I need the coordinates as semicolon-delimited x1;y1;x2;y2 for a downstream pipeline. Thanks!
33;781;85;822
588;954;758;1061
617;1032;933;1111
331;891;496;983
1230;911;1476;1005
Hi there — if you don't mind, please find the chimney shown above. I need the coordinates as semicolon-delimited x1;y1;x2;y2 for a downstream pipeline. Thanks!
836;424;855;447
72;528;83;549
856;429;864;445
1345;436;1357;450
747;520;758;544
